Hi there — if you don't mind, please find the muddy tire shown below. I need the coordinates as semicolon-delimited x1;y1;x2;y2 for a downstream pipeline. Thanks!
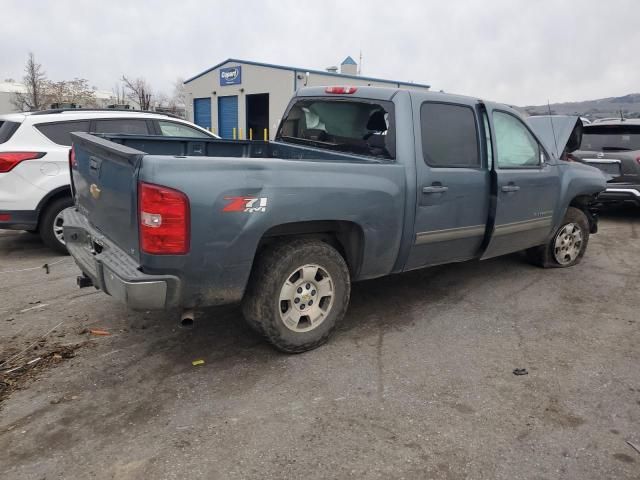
526;207;590;268
39;197;73;254
242;239;351;353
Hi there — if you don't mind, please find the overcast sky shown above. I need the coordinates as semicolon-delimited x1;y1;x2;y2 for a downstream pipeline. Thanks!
2;0;639;106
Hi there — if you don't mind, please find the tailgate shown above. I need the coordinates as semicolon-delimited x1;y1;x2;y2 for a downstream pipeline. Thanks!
70;132;144;261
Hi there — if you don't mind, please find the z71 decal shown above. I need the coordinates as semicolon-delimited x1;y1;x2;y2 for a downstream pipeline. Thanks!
223;196;268;213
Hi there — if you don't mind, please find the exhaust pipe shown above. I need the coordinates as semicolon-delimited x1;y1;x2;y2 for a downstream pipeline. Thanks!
179;309;195;329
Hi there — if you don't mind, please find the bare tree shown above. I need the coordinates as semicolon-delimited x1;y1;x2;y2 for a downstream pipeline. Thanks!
121;75;152;110
172;77;187;109
112;83;127;105
12;52;49;111
47;78;97;107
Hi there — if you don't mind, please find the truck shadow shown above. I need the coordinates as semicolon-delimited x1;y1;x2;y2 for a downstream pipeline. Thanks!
148;251;529;366
0;230;56;261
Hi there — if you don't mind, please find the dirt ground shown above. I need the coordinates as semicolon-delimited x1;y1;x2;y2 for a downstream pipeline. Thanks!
0;209;639;480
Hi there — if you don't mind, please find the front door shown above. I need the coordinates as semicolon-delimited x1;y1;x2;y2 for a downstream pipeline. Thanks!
405;100;491;270
481;108;561;259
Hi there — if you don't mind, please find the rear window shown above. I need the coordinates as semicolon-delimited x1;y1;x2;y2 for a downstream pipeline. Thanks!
0;121;20;144
35;120;90;146
277;98;395;159
580;125;640;151
93;119;150;135
421;102;480;167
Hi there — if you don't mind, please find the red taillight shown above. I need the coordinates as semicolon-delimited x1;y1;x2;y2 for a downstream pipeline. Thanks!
139;182;190;255
0;152;45;173
636;156;640;166
69;146;77;169
325;86;358;94
0;213;11;222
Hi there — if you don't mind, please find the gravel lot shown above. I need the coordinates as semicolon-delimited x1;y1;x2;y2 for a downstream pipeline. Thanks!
0;209;639;480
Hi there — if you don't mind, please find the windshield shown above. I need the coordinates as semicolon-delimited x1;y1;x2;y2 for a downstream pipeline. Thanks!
580;125;640;151
277;98;395;159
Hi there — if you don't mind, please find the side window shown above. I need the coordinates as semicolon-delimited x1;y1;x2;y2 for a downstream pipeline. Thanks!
35;120;90;146
493;111;540;168
158;120;210;138
93;119;150;135
421;102;480;168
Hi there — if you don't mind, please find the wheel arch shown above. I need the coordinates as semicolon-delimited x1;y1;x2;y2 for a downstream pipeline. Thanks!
255;220;365;279
568;194;598;233
35;186;72;226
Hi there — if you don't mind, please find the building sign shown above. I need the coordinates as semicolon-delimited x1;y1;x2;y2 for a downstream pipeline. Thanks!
220;66;242;86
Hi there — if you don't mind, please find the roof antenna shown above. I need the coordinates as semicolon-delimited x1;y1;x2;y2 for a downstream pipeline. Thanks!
547;100;559;157
358;50;363;75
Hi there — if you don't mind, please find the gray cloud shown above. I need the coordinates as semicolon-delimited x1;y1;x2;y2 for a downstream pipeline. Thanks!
2;0;638;105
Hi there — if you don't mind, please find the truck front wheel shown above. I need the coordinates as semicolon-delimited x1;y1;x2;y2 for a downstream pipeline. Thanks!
242;239;351;353
526;207;590;268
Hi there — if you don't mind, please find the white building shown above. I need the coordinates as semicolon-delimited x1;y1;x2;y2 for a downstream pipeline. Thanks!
183;57;430;139
0;81;27;114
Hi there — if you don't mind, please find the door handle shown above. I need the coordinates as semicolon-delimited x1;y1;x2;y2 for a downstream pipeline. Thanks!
501;184;520;193
423;185;449;194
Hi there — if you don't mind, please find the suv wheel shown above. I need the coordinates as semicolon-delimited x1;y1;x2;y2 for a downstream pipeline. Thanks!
526;207;590;268
242;239;351;353
39;197;73;254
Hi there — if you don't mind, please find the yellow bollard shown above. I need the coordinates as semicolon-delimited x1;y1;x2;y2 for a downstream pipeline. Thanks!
232;127;236;140
249;128;253;141
263;128;268;141
239;128;243;140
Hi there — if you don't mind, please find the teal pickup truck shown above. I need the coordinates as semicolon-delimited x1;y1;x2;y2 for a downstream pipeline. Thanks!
64;86;606;352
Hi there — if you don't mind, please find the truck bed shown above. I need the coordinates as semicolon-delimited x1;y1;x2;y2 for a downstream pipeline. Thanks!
68;132;407;308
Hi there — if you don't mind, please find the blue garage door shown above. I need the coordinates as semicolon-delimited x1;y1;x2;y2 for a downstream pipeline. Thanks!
218;96;238;139
193;98;212;130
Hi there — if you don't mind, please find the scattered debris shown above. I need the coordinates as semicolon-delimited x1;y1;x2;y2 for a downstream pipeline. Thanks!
513;368;528;376
19;303;49;313
89;329;110;336
192;359;205;366
0;344;83;406
627;440;640;455
0;321;64;368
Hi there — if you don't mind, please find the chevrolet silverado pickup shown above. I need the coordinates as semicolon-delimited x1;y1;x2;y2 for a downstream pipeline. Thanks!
64;86;607;352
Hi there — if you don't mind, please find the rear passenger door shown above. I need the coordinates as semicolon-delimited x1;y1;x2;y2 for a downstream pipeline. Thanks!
405;100;491;270
481;108;561;259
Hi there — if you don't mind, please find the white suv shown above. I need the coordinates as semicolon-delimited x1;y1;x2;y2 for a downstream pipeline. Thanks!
0;109;217;253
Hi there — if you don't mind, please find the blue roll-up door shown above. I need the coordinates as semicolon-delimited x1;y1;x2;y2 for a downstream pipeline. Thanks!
193;98;212;129
218;96;238;139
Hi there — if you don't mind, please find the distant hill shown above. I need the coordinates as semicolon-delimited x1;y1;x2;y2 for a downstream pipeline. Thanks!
524;94;640;120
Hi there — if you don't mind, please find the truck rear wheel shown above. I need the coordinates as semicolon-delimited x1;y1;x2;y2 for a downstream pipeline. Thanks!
242;239;351;353
526;207;590;268
39;196;73;254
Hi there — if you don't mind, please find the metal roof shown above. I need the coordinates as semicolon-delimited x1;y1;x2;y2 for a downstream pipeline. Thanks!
184;58;430;89
341;56;357;65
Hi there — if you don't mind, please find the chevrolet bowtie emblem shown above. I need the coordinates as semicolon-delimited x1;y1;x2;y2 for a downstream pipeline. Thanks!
90;184;101;199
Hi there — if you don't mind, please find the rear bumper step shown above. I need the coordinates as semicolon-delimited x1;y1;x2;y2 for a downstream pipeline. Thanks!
63;208;181;310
